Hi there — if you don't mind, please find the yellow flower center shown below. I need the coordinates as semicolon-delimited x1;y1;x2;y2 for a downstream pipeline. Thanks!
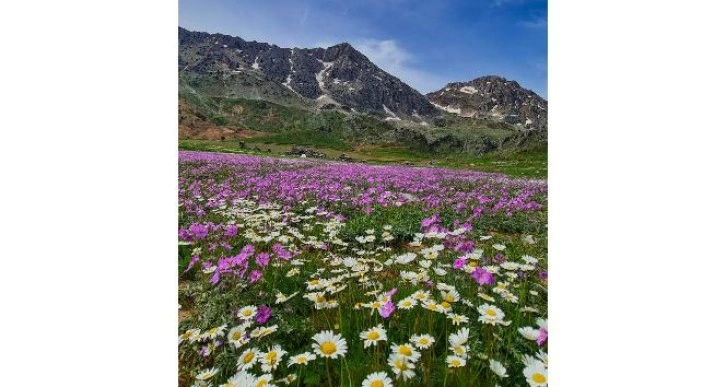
296;356;307;364
399;346;412;356
243;310;252;317
321;341;337;355
454;346;465;355
255;380;268;387
266;352;278;363
441;301;451;309
367;331;380;340
231;331;242;341
426;303;438;311
486;309;497;317
402;301;412;307
444;294;455;302
419;338;430;345
371;381;384;387
243;352;255;363
394;358;407;370
532;373;546;383
468;261;478;267
316;295;325;303
372;301;380;309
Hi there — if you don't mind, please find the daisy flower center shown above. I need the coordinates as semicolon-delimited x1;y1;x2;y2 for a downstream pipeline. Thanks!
243;352;255;363
532;373;546;383
243;310;252;317
367;331;380;340
486;309;497;316
371;381;384;387
419;338;430;345
231;332;242;340
267;352;278;362
321;341;337;355
400;346;412;356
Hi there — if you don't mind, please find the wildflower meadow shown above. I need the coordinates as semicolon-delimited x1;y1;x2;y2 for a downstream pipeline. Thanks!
178;150;548;386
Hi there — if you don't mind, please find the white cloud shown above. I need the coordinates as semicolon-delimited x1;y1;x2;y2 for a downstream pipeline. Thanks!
518;17;547;29
354;39;447;93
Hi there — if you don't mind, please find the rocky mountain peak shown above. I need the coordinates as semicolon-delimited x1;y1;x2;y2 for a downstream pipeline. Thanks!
427;75;547;131
178;27;437;118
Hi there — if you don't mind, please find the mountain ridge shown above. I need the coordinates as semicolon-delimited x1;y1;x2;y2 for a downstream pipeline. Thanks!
178;27;438;118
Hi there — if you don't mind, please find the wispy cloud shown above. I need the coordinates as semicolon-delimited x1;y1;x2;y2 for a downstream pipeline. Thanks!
354;39;448;93
518;17;547;28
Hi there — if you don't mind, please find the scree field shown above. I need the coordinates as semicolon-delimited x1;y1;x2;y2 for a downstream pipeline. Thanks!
178;150;548;387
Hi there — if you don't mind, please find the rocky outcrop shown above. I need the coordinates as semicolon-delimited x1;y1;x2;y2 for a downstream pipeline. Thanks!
426;76;547;131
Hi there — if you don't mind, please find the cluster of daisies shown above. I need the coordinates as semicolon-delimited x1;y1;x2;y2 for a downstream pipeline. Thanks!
179;199;548;386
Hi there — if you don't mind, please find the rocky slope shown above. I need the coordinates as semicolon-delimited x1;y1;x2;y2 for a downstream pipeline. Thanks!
426;76;547;131
179;27;438;119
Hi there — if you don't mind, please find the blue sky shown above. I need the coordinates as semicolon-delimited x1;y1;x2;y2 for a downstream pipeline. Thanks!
179;0;547;98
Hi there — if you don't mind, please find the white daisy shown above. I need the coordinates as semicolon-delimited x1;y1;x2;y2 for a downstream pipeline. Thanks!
390;342;421;362
410;334;435;350
397;297;418;310
201;325;227;340
195;367;218;381
362;371;393;387
446;355;467;368
312;330;348;359
360;325;387;348
489;359;508;377
518;326;540;341
523;362;548;386
522;255;539;264
237;306;258;321
388;354;416;380
478;304;506;325
260;345;287;372
287;351;316;366
227;325;249;348
449;327;470;347
447;314;469;326
178;328;201;345
237;348;259;370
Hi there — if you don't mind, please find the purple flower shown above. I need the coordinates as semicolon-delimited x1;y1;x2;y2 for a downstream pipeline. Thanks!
455;240;474;254
385;288;398;298
453;257;466;269
471;267;495;285
255;252;271;268
272;243;292;260
539;271;548;281
184;255;200;273
255;305;272;324
537;327;548;346
188;223;208;240
248;270;263;284
379;301;395;319
421;214;439;228
209;269;221;285
224;224;238;237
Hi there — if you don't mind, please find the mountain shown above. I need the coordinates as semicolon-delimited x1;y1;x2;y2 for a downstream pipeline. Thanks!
426;76;547;131
178;27;437;119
